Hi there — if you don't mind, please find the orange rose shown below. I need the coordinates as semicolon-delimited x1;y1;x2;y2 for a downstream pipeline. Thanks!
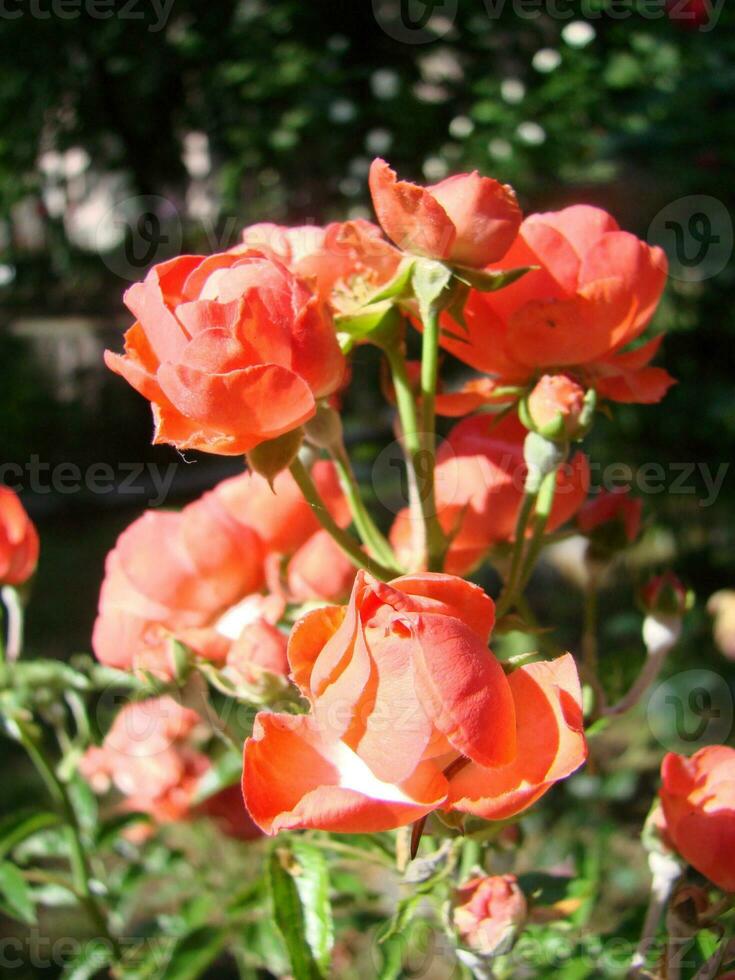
243;572;586;833
80;697;209;827
93;481;263;676
369;159;521;267
0;486;39;586
240;219;402;314
391;414;590;575
659;746;735;892
105;251;345;455
439;205;673;404
453;874;527;956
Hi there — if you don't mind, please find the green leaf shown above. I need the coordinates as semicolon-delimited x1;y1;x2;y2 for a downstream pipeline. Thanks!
11;660;90;693
268;847;325;980
0;810;61;860
453;265;535;292
158;924;228;980
96;811;153;849
0;861;36;924
290;842;333;974
67;774;98;838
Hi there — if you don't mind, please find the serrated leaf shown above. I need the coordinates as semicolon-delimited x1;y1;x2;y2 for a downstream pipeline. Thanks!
0;810;61;860
0;861;36;924
268;847;324;980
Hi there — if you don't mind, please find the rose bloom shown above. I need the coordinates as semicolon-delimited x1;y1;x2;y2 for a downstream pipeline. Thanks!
240;219;402;315
369;159;521;268
281;530;357;605
105;251;345;455
243;572;586;833
80;697;209;826
93;462;349;679
93;481;264;677
439;205;673;404
453;875;527;956
390;414;590;575
659;746;735;892
0;486;39;586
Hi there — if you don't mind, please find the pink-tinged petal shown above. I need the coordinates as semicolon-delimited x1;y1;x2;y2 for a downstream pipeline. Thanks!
389;572;495;641
447;654;587;820
594;366;676;404
243;712;448;834
429;171;521;266
157;361;316;445
174;298;244;337
579;232;668;339
104;324;167;404
288;605;346;698
369;158;456;260
343;624;438;785
533;205;619;258
287;530;357;603
289;296;346;399
123;260;201;361
410;613;516;768
518;216;583;295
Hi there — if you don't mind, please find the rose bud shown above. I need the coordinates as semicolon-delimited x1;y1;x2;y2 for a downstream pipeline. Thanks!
286;530;357;604
523;374;595;441
659;746;735;893
0;486;39;587
453;874;527;957
369;158;521;268
640;572;692;657
576;488;643;562
105;252;345;456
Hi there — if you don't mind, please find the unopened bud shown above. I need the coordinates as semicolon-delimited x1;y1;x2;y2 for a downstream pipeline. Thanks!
453;874;527;958
522;374;594;441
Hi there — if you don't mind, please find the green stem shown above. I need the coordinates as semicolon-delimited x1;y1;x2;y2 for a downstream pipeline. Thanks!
516;470;557;593
17;723;121;956
331;445;397;568
496;492;536;619
418;306;445;572
289;457;397;581
385;339;445;572
581;576;607;715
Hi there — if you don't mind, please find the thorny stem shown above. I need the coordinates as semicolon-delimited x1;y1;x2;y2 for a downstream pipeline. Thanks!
289;457;398;581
